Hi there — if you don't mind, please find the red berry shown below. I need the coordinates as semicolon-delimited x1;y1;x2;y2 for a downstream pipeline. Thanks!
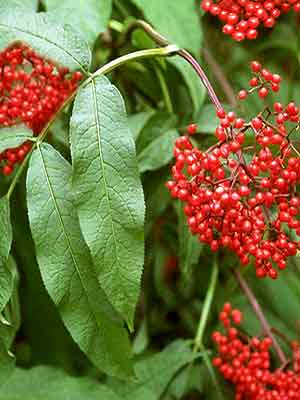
187;123;198;135
258;87;269;98
238;90;248;100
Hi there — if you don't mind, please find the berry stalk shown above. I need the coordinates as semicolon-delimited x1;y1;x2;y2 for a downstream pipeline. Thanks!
194;255;225;399
178;49;222;110
234;269;287;365
194;255;219;351
118;20;223;110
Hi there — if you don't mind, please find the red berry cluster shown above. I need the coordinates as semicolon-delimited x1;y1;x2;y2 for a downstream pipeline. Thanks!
0;44;83;176
166;61;300;279
238;61;281;100
201;0;300;41
212;303;300;400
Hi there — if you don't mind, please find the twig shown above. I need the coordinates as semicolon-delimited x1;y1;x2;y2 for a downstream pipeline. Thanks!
178;49;222;110
234;269;287;365
194;256;225;399
194;255;219;351
117;20;223;111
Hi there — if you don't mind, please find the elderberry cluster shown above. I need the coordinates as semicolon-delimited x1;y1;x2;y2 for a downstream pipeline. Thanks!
201;0;300;41
212;303;300;399
167;61;300;279
0;44;82;176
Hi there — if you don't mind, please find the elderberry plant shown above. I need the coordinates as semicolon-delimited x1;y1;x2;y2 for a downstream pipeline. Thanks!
201;0;300;41
167;61;300;279
0;1;299;400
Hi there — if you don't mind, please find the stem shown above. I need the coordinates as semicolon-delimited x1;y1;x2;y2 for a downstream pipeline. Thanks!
234;269;287;365
6;45;178;199
194;256;219;351
153;63;173;113
194;256;224;399
118;20;223;111
91;45;179;79
108;20;124;34
117;20;170;48
202;47;237;108
6;145;35;199
178;49;222;110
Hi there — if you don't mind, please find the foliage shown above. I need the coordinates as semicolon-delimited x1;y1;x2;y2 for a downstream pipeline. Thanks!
0;1;299;399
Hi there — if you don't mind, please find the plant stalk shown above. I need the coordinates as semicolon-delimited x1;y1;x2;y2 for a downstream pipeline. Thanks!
234;269;287;365
194;256;218;351
153;63;174;113
178;49;222;110
194;256;224;399
119;20;223;110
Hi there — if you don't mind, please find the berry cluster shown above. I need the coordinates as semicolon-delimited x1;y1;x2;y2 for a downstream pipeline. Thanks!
0;44;82;176
212;303;300;399
201;0;300;41
167;61;300;279
238;61;281;100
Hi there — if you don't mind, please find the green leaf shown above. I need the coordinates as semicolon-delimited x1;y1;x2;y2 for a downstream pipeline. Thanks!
0;0;38;10
43;0;112;45
169;57;206;119
0;366;122;399
0;197;13;317
111;340;200;400
0;125;33;154
0;11;91;72
176;203;202;279
12;181;82;368
130;0;202;54
0;197;12;266
70;76;145;329
249;267;300;336
144;168;171;236
136;112;177;153
0;338;14;387
195;104;219;134
168;364;204;399
128;111;155;142
138;129;178;173
256;24;298;55
132;320;149;355
0;256;19;388
27;143;133;379
0;257;15;313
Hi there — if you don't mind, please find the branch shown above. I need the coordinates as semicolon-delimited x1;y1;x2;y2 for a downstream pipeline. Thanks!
118;20;223;110
234;269;287;365
194;255;219;351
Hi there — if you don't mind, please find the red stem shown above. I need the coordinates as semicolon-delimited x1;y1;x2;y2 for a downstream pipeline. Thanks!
178;49;223;111
234;269;287;365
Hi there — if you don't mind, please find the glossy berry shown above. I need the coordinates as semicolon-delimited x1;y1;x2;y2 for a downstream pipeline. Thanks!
187;123;198;135
167;61;299;279
0;43;83;176
238;90;248;100
201;0;297;41
212;304;300;400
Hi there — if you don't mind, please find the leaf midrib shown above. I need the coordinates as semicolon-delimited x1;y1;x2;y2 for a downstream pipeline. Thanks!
90;79;125;298
37;145;102;331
